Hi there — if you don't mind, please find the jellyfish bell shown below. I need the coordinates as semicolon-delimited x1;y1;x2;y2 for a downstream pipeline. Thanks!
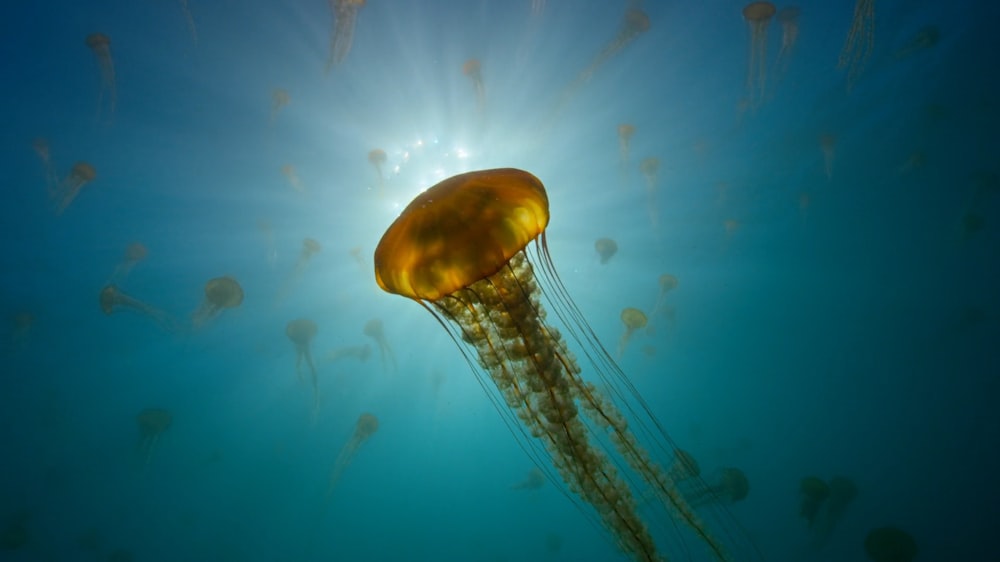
742;2;777;110
326;0;367;70
84;33;116;119
462;59;486;111
799;476;831;527
301;238;322;260
53;162;97;215
618;307;648;358
136;407;172;465
192;276;243;328
98;285;178;332
374;168;760;562
594;238;618;264
287;318;320;416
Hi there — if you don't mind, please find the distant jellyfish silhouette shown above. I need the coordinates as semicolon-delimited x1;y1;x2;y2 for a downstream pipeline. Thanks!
327;413;379;497
85;33;116;120
685;467;750;508
135;408;172;466
257;220;278;267
270;89;290;123
651;273;679;318
595;238;618;264
511;467;546;491
742;2;777;110
799;476;831;528
368;149;387;197
618;123;636;177
192;276;243;329
287;318;320;417
109;242;148;284
618;307;647;358
839;0;875;91
363;318;396;372
99;285;178;333
462;59;486;112
278;239;321;301
281;164;304;194
639;157;661;230
819;134;836;181
891;26;940;61
864;526;917;562
774;7;801;80
52;162;96;215
32;138;57;189
326;0;366;70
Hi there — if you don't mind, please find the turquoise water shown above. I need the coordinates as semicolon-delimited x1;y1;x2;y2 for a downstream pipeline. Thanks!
1;1;997;561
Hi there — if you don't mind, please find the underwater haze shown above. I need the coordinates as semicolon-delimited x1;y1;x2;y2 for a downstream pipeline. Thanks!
1;0;998;561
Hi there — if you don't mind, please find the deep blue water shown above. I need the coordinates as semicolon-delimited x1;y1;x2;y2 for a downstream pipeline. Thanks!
1;0;998;561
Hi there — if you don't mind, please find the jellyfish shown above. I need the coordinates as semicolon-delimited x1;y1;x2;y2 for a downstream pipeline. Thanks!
326;343;371;364
6;311;35;353
363;318;396;372
798;476;831;528
99;285;178;333
579;9;650;84
838;0;875;91
191;276;244;329
281;164;304;194
651;273;679;319
368;149;387;197
177;0;198;44
278;239;321;301
374;168;758;562
326;0;366;71
864;526;917;562
462;59;486;112
32;138;57;190
136;408;172;466
896;151;926;175
618;124;636;176
594;238;618;264
108;242;148;284
618;307;648;358
813;476;858;540
774;7;801;81
742;2;777;111
85;33;116;120
511;467;546;491
639;157;661;229
327;413;379;497
891;26;940;61
685;467;751;509
819;134;836;181
270;89;290;123
349;246;366;270
52;162;96;215
257;220;278;267
287;319;320;416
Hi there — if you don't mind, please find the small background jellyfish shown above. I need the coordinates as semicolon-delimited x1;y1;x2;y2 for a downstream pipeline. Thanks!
798;476;831;528
135;408;172;466
462;59;486;113
109;242;148;284
839;0;875;91
864;526;917;562
594;237;618;264
5;312;35;354
327;413;379;497
774;7;801;82
510;467;546;491
85;33;116;121
617;123;636;179
368;149;387;197
639;157;661;230
891;25;940;61
281;164;305;194
270;89;290;124
810;476;858;545
684;467;751;509
52;162;97;215
192;276;244;329
286;318;320;418
277;238;321;302
819;133;837;181
742;2;777;112
32;138;57;190
617;307;647;358
363;318;396;372
326;0;366;71
100;285;178;333
257;220;278;267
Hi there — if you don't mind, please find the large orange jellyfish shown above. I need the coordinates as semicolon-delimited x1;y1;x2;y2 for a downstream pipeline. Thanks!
192;276;243;329
99;285;178;333
799;476;831;528
136;408;172;466
327;412;379;497
368;149;387;197
287;319;320;416
326;0;366;71
618;307;647;358
85;33;116;120
270;89;290;123
374;168;760;562
462;59;486;112
774;7;801;80
742;3;777;111
838;0;875;91
109;242;148;284
52;162;96;215
594;238;618;265
618;124;636;178
864;526;917;562
362;318;396;372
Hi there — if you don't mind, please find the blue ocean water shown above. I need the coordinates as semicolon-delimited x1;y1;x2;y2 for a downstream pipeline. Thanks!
1;0;997;561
